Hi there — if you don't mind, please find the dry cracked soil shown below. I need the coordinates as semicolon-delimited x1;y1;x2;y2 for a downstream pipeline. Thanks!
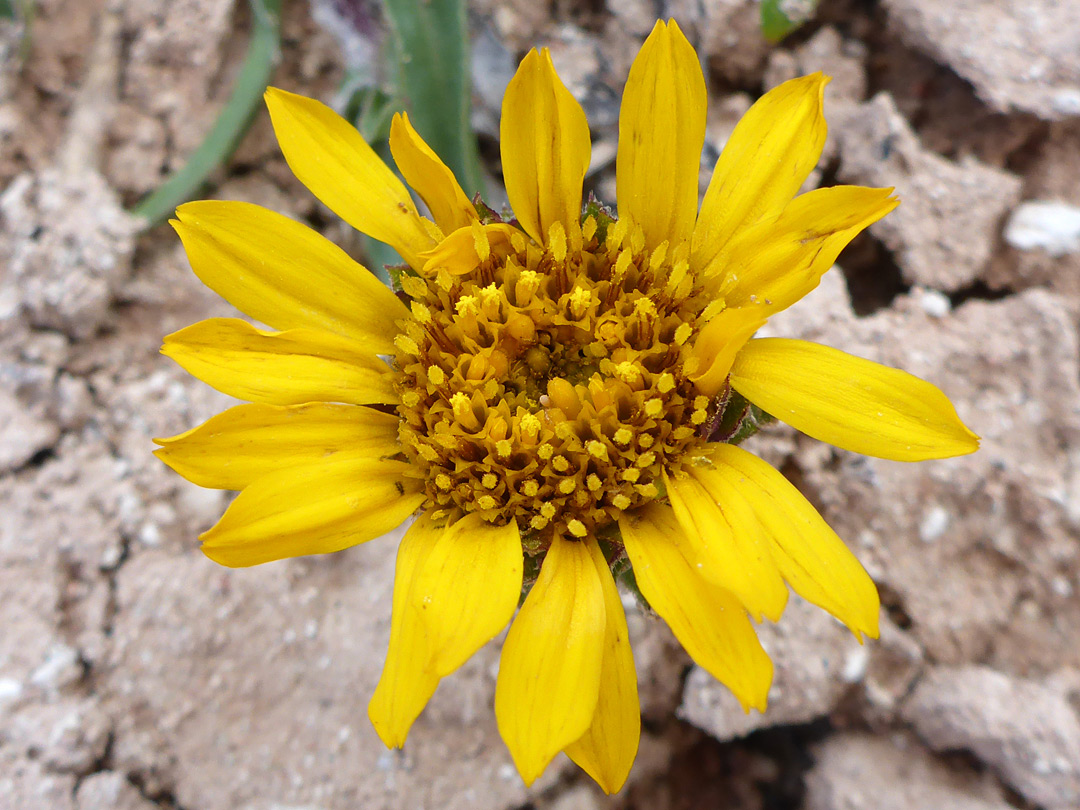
2;1;1080;809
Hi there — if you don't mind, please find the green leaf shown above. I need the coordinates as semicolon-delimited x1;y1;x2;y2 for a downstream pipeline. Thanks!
380;0;484;197
760;0;819;43
130;0;282;227
1;0;35;60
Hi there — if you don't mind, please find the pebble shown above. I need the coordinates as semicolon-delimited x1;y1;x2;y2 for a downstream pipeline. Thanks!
0;677;24;703
1004;201;1080;257
919;506;950;543
917;288;952;318
30;644;81;690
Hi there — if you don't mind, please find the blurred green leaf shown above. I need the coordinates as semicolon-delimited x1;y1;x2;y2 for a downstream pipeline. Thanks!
0;0;35;59
380;0;484;197
130;0;282;228
341;79;398;144
761;0;819;43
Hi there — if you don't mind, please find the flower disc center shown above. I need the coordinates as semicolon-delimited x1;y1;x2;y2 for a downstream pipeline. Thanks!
394;214;712;546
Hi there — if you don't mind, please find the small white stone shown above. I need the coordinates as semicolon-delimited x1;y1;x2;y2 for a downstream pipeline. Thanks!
30;644;80;689
918;288;952;318
1051;576;1073;597
0;285;19;320
137;521;161;548
842;645;870;683
919;506;950;543
1004;201;1080;257
1051;88;1080;116
0;677;23;702
99;541;124;569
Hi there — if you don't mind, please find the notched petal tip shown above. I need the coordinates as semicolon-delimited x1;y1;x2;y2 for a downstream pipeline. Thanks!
198;534;243;569
172;199;233;229
172;199;202;220
949;420;981;457
159;333;181;358
792;71;831;106
369;719;407;751
734;655;773;715
853;615;881;645
659;16;695;45
262;85;297;113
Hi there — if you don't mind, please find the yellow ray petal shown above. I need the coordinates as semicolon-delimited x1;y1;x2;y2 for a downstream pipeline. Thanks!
664;470;788;623
717;186;898;311
162;318;397;406
410;514;522;676
369;513;442;748
617;19;706;250
500;48;590;246
699;444;880;639
687;305;767;397
154;402;401;490
730;338;980;461
620;503;773;711
199;453;422;567
172;201;409;353
692;73;829;275
420;222;520;276
496;535;605;786
389;112;478;234
564;539;640;795
264;87;435;268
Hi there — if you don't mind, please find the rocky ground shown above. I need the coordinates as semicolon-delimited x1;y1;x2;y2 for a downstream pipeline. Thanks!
2;0;1079;808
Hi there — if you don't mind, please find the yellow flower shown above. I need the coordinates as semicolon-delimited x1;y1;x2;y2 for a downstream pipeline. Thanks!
156;19;978;794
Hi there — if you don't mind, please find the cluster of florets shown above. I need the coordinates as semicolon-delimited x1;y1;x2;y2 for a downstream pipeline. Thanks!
393;207;715;548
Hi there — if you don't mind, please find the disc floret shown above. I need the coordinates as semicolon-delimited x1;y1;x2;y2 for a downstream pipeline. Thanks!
394;213;714;546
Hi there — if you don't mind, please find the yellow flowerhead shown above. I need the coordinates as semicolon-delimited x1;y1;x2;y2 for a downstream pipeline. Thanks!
156;19;979;794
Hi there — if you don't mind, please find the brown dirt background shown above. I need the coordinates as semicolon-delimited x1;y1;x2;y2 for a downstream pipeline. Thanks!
2;1;1080;808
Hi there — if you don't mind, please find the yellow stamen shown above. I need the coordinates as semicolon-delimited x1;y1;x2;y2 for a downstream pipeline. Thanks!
472;221;491;262
549;221;567;264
